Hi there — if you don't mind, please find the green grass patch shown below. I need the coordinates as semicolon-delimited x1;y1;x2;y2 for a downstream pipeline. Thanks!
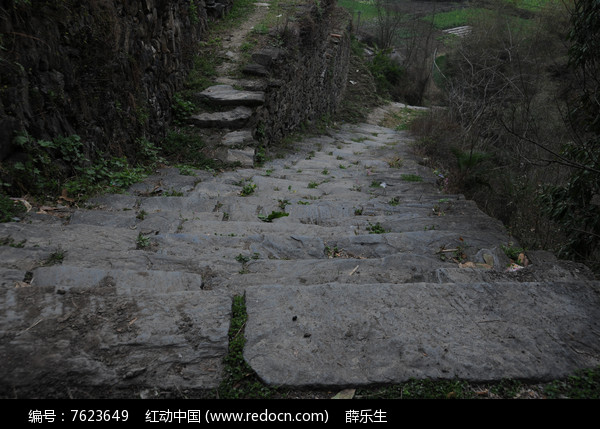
160;130;224;171
381;107;429;131
218;295;274;399
0;195;27;223
423;8;489;30
337;0;380;21
367;221;388;234
401;174;423;182
544;367;600;399
358;379;475;399
503;0;562;12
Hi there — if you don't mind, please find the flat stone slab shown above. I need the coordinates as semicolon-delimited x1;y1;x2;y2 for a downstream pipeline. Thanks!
200;85;265;107
251;48;283;67
30;265;205;293
222;130;257;147
190;106;253;129
226;147;255;168
242;63;269;77
244;281;600;387
0;266;232;397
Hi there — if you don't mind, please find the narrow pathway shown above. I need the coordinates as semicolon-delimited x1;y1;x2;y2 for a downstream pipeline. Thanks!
188;1;273;168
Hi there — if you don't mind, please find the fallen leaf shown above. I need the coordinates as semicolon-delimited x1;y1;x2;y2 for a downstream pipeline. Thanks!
507;263;524;272
459;261;476;268
11;198;32;212
38;205;58;211
332;388;355;399
518;253;529;267
14;281;31;288
59;189;75;203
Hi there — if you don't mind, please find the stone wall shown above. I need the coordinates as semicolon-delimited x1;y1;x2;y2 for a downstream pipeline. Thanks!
0;0;351;169
0;0;210;163
253;1;351;146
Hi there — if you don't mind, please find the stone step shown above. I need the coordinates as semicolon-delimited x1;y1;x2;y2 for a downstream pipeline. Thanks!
223;146;255;168
215;76;268;92
68;209;183;234
0;223;139;254
189;106;253;129
199;84;265;107
243;280;600;387
122;194;497;235
227;250;595;289
221;130;258;148
30;265;205;292
153;232;327;261
0;266;232;395
146;228;513;264
178;219;353;239
222;254;468;289
242;62;269;77
0;245;58;271
8;245;237;277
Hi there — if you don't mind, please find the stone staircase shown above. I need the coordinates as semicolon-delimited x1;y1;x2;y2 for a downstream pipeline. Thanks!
1;117;599;398
184;2;280;170
189;83;264;168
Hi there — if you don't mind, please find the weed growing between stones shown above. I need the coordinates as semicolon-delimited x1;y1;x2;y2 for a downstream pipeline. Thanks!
367;221;387;234
42;249;65;266
401;174;423;182
218;295;274;399
258;211;289;222
0;237;26;248
135;233;151;250
163;189;185;197
238;181;257;196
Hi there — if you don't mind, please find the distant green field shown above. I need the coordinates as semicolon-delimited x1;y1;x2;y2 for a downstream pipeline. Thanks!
422;7;490;30
337;0;562;31
337;0;379;21
504;0;563;11
422;0;561;30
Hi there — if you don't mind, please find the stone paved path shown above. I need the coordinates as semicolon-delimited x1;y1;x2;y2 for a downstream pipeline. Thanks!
1;111;599;398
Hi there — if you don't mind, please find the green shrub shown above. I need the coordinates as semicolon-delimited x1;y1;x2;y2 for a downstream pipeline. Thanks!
4;133;150;200
368;48;405;98
0;194;26;222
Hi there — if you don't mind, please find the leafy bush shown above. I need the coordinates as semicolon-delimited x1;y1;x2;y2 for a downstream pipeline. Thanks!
537;0;600;270
409;2;596;262
367;48;405;99
4;133;151;200
171;93;197;125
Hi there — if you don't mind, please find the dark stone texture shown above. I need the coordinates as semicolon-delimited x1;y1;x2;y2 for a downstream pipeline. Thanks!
0;0;210;162
253;3;351;146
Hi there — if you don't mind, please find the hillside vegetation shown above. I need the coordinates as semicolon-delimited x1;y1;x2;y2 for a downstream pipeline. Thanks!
339;0;599;274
